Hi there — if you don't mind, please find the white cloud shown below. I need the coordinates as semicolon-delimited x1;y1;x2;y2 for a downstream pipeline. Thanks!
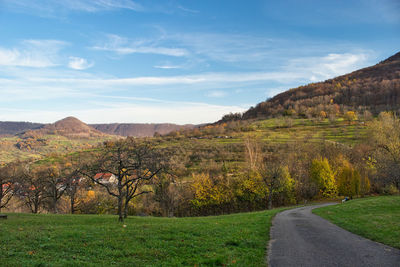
68;57;94;70
0;40;66;68
92;34;188;57
286;52;371;82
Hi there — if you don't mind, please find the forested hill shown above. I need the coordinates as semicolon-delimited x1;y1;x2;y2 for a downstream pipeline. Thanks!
239;52;400;120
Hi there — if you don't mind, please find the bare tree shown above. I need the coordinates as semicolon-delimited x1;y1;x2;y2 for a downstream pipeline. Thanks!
0;163;18;213
40;165;67;213
244;137;262;171
16;165;47;214
258;155;289;210
153;174;178;217
63;167;82;214
80;138;165;221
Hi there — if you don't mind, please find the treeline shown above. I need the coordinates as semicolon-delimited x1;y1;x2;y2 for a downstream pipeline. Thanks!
1;113;399;219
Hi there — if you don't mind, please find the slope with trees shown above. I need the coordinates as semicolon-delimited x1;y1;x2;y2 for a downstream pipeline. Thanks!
237;52;400;120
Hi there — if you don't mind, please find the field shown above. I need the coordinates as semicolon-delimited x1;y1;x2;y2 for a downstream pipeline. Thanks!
0;134;116;164
313;196;400;249
250;118;367;145
0;208;284;266
0;117;368;164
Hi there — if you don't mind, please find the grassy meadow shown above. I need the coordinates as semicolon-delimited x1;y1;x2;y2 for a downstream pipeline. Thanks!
0;208;284;266
313;196;400;249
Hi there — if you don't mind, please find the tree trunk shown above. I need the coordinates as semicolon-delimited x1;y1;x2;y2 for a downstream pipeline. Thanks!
52;197;58;214
70;196;75;214
268;193;273;210
34;202;39;214
0;188;2;213
123;199;128;219
117;196;123;222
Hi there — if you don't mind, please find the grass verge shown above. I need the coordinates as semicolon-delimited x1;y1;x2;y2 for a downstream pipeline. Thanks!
313;196;400;249
0;208;284;266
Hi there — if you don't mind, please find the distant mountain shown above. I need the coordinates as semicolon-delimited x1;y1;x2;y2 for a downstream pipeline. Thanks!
90;123;196;137
0;118;196;137
0;122;44;136
238;51;400;120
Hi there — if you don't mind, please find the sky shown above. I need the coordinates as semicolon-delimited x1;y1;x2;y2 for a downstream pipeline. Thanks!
0;0;399;124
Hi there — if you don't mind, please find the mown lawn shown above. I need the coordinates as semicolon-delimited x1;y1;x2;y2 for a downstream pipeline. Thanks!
0;208;284;266
313;196;400;249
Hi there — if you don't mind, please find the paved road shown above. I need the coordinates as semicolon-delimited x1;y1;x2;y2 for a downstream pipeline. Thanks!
268;203;400;267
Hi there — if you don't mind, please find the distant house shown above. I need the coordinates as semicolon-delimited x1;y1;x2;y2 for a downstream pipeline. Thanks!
94;173;117;185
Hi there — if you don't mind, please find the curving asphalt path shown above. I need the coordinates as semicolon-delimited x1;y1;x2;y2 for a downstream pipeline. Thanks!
268;203;400;267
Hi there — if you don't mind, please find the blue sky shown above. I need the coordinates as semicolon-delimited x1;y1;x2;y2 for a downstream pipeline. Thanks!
0;0;399;124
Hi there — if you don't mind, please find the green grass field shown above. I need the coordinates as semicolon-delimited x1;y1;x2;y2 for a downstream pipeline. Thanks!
0;208;284;266
313;196;400;249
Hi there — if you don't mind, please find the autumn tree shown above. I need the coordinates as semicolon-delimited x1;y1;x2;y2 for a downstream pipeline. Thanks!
191;173;234;212
336;160;361;198
310;158;337;198
80;138;165;221
368;112;400;190
344;111;357;124
258;155;295;209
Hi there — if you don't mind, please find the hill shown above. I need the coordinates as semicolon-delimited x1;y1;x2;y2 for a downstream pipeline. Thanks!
90;123;196;137
26;117;106;138
0;117;117;163
239;51;400;120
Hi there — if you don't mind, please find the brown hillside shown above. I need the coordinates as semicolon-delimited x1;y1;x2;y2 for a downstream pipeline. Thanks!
24;117;106;138
241;51;400;120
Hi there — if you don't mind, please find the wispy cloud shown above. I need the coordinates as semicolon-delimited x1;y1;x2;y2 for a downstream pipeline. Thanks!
26;71;306;88
3;0;143;15
168;32;282;63
68;57;94;70
92;34;188;57
206;91;227;98
177;5;199;14
154;64;182;69
0;40;67;68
